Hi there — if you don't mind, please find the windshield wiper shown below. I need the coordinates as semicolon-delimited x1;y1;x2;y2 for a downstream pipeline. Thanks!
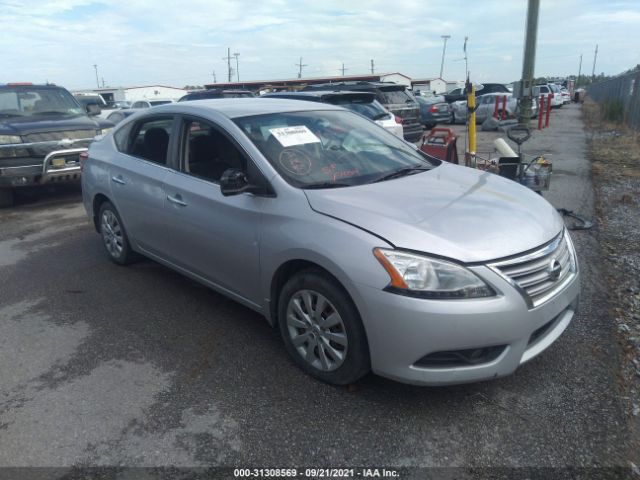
303;182;352;189
34;110;71;115
373;166;431;183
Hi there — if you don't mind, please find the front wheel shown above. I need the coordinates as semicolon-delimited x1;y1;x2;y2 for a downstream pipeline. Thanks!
278;269;370;385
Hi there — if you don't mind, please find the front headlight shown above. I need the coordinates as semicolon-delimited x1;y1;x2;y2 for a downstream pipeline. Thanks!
373;248;495;299
0;135;22;145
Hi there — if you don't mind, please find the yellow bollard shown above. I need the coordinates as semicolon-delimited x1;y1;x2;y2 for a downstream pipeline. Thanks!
467;83;476;158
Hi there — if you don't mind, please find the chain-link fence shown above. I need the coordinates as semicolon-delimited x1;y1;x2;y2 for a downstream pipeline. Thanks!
586;70;640;130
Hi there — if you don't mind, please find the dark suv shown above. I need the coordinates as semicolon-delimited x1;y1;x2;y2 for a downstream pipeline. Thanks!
261;90;403;137
0;83;107;207
302;82;423;142
179;88;255;102
444;83;510;103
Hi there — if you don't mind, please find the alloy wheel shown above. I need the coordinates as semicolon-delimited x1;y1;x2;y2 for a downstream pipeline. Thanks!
101;209;123;258
286;289;348;372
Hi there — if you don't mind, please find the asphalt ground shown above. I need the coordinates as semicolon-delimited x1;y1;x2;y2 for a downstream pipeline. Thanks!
0;104;633;478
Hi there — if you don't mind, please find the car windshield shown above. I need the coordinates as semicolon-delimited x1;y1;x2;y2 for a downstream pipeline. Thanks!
0;87;84;117
234;110;437;188
330;99;388;120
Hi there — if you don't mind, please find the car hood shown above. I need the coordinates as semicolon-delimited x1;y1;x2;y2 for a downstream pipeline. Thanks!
0;114;99;135
304;162;563;263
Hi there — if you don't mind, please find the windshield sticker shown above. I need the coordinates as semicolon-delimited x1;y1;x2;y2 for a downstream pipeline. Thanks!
268;126;321;147
278;148;313;176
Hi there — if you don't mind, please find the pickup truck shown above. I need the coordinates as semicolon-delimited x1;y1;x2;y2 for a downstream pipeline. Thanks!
0;83;114;207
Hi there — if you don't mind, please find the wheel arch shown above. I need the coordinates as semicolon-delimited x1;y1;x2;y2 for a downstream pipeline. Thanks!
92;193;111;232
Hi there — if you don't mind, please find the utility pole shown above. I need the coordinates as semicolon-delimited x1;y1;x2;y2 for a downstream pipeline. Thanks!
340;63;348;76
591;44;598;81
223;48;233;82
233;52;240;82
576;54;582;88
101;77;105;88
516;0;540;126
212;70;217;83
439;35;450;79
463;36;469;79
295;57;307;79
93;64;99;88
370;59;375;74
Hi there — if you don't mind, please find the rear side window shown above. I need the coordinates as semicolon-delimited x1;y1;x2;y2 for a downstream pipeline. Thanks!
126;117;174;165
380;89;413;104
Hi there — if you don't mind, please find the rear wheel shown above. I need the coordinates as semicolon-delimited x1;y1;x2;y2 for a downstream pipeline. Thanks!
278;269;370;385
98;201;138;265
0;188;14;208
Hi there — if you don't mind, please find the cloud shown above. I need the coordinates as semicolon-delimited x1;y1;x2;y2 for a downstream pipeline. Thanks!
0;0;638;89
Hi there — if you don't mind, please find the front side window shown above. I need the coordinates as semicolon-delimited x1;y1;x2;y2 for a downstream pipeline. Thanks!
234;110;437;189
127;117;173;165
182;119;246;183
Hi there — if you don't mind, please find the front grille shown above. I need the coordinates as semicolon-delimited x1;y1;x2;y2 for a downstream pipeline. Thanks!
490;231;576;308
23;129;95;143
23;130;95;156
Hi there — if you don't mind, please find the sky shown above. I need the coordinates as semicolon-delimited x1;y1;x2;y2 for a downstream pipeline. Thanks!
1;0;639;90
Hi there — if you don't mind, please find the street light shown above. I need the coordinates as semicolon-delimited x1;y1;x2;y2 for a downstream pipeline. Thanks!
233;52;240;82
439;35;451;79
93;64;99;88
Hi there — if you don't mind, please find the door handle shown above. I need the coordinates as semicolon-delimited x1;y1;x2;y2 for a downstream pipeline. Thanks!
167;194;187;207
111;176;126;185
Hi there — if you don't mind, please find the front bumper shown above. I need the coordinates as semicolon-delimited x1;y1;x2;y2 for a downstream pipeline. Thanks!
0;147;88;188
356;265;580;386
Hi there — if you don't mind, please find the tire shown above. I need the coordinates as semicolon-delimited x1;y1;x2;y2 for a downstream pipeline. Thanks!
277;269;370;385
0;188;14;208
98;201;138;265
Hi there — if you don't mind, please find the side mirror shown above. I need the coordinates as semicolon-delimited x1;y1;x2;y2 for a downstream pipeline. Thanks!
220;168;249;196
86;103;101;116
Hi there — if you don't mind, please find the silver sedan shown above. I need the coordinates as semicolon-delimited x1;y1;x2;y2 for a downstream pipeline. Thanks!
82;99;579;386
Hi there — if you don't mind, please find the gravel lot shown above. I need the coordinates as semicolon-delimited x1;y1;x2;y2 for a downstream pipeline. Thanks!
0;104;634;478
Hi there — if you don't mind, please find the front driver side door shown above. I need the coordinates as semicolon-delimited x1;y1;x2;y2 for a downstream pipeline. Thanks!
161;115;268;307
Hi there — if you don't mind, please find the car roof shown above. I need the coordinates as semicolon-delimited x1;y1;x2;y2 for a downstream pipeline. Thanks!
262;90;375;101
150;98;344;119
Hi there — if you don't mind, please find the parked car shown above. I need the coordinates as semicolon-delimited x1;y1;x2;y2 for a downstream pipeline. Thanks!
72;92;117;130
414;95;452;129
0;83;111;207
262;90;403;138
179;89;255;101
82;98;580;386
106;109;141;124
560;87;571;105
130;99;176;109
444;83;510;104
452;93;538;124
303;81;423;142
533;84;563;109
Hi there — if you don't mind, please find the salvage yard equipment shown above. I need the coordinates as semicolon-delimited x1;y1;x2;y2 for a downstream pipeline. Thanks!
420;127;458;163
